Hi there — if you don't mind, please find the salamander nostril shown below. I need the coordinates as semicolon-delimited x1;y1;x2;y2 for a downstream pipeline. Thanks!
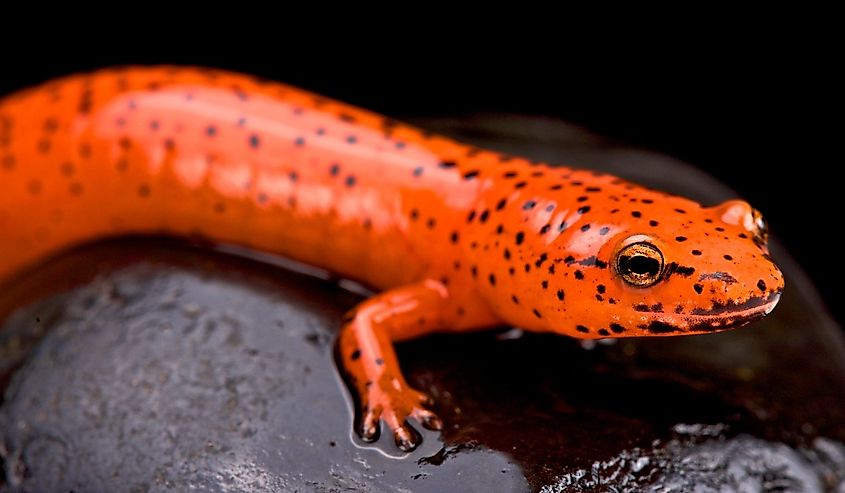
751;208;769;245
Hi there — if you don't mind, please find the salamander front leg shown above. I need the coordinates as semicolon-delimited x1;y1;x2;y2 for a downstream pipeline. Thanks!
337;279;452;452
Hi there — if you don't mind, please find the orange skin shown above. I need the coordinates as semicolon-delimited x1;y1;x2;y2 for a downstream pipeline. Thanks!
0;67;784;451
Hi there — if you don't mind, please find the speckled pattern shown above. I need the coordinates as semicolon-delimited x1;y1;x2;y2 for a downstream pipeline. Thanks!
1;67;784;451
0;116;842;492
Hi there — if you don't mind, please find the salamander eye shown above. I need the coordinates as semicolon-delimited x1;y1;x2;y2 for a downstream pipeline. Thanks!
616;242;664;287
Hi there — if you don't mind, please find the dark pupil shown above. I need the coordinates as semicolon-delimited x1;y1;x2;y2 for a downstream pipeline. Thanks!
625;255;660;276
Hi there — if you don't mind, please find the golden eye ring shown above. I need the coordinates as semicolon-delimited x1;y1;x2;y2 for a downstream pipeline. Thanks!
616;242;664;287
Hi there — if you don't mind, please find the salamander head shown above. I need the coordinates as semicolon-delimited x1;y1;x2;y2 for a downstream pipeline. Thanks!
493;177;784;338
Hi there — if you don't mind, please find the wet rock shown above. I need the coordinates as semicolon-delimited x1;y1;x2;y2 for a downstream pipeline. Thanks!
1;117;844;492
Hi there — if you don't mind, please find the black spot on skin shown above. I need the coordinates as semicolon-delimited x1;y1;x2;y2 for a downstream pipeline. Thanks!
330;164;341;176
503;171;518;178
439;161;456;168
496;199;507;210
489;274;496;286
649;220;659;227
496;225;504;234
206;125;217;137
586;187;601;192
466;210;476;222
598;329;610;337
738;233;749;239
599;227;610;235
249;134;260;148
410;209;419;220
651;303;664;313
523;200;537;210
533;309;542;318
346;135;358;144
524;264;531;273
577;196;588;202
479;210;490;223
576;256;607;269
694;284;704;294
715;227;725;232
610;323;625;334
634;303;650;312
574;270;584;280
643;321;677;334
564;256;575;265
549;184;563;190
345;176;356;187
558;222;568;232
692;250;702;256
351;349;361;360
724;254;734;261
426;218;436;229
675;265;695;276
675;305;685;314
577;206;590;214
534;253;548;267
463;170;479;179
700;272;738;284
37;139;51;153
576;325;589;334
540;224;551;234
504;249;511;260
541;280;548;289
137;184;151;197
375;358;384;366
675;209;687;214
509;267;516;276
596;284;606;294
471;266;478;277
289;172;299;182
515;181;527;189
512;295;519;304
580;224;591;232
413;166;424;177
631;211;642;218
294;137;305;146
450;231;459;244
545;204;555;212
757;279;767;292
515;232;525;245
316;127;325;135
556;290;564;301
548;264;556;274
675;236;688;242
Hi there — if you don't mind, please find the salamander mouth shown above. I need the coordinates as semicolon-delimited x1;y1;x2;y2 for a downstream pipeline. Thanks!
642;291;782;334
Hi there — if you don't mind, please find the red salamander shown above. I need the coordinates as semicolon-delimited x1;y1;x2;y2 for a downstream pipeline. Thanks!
0;67;784;451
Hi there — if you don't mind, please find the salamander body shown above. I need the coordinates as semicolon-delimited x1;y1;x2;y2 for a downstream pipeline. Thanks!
0;67;784;451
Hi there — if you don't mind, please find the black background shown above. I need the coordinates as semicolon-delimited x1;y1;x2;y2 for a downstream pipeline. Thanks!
1;36;838;322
